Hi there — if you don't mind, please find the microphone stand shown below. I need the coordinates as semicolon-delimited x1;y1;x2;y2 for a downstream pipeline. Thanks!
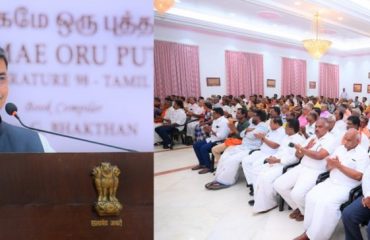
13;114;138;152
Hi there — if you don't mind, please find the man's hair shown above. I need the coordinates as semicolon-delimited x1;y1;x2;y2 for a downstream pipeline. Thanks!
255;109;267;122
336;109;344;120
347;115;360;128
287;118;300;133
174;99;184;109
213;107;224;116
272;106;281;115
237;108;247;117
0;47;8;68
308;111;319;121
271;117;283;126
204;102;212;110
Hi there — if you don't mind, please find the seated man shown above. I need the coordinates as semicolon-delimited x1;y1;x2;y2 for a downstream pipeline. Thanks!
0;47;53;153
205;110;268;189
294;129;369;240
191;107;229;174
211;108;250;163
301;111;318;139
185;97;204;139
342;165;370;240
251;118;305;213
273;118;336;221
242;116;286;188
155;99;187;149
346;115;369;151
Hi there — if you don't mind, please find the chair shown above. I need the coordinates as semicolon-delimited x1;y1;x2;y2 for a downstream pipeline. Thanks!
316;171;330;184
340;185;363;211
170;118;199;148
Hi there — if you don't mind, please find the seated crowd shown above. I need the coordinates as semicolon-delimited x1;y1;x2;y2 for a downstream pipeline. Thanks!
154;93;370;240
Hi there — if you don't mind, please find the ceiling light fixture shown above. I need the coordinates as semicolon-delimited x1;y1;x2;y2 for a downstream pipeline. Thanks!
154;0;175;14
302;12;332;59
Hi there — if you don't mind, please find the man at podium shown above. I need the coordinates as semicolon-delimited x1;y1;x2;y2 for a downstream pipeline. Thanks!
0;47;54;153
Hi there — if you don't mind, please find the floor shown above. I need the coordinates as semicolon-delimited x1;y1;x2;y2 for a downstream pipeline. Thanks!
154;145;348;240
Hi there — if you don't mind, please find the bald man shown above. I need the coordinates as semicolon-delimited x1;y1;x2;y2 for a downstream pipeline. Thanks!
274;118;336;221
0;47;54;152
294;129;369;240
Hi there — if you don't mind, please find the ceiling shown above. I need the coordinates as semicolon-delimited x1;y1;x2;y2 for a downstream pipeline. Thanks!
154;0;370;55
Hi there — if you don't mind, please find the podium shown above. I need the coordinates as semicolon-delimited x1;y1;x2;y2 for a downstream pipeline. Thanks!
0;153;153;240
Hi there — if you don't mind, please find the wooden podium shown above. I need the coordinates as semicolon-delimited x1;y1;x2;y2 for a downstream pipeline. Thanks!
0;153;153;240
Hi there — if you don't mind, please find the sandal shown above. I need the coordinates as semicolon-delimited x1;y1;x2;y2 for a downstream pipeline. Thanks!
205;181;229;190
205;181;217;189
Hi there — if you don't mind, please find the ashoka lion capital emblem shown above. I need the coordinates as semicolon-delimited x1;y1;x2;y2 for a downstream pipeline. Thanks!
92;162;122;216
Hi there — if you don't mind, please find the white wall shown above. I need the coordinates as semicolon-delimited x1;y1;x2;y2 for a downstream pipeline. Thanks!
341;56;370;99
155;23;366;99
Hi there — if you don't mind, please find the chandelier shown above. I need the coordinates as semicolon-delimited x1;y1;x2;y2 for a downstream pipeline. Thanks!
154;0;175;14
302;13;332;59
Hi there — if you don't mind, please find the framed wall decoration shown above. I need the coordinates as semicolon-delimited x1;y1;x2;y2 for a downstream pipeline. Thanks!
367;85;370;94
368;72;370;79
353;83;362;93
206;77;220;87
309;81;316;89
266;79;276;88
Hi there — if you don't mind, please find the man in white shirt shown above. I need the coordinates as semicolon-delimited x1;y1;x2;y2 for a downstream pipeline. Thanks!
0;47;54;153
294;128;369;240
242;116;286;187
340;88;348;99
342;165;370;240
332;109;346;135
191;107;229;174
230;98;243;119
251;118;305;213
155;99;187;149
205;110;268;188
274;118;336;221
186;97;204;139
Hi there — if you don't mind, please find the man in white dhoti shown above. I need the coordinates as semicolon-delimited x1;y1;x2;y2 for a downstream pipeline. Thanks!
251;118;305;212
205;110;268;189
242;117;285;188
273;118;336;221
294;129;369;240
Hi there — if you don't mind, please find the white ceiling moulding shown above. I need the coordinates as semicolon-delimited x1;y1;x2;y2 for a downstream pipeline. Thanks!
155;6;370;54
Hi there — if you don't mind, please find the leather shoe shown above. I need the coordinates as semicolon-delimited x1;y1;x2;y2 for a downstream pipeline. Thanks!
295;213;304;222
198;168;211;174
293;232;309;240
289;208;301;219
191;165;205;171
248;200;255;206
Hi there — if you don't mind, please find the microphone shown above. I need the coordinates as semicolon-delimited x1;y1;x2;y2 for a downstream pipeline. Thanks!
5;102;137;152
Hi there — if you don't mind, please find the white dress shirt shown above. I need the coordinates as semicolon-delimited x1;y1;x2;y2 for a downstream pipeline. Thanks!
240;122;269;150
260;126;286;155
170;108;187;131
301;132;336;170
39;134;55;152
207;116;229;143
362;166;370;197
330;145;369;187
305;122;316;138
275;133;306;165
